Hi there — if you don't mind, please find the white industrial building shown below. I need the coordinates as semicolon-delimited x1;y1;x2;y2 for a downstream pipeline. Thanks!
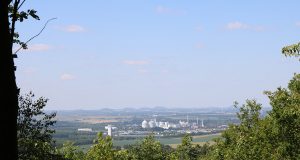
142;120;149;128
77;128;92;132
179;120;189;127
149;120;156;128
142;119;179;129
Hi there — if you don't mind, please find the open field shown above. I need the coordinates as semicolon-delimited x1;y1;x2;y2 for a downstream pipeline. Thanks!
157;133;220;148
168;141;215;148
78;133;221;151
192;133;221;139
55;115;132;124
112;134;220;147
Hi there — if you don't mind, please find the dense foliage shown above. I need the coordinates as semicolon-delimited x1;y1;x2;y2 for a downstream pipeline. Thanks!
207;74;300;160
127;134;165;160
59;133;210;160
17;92;59;160
57;141;85;160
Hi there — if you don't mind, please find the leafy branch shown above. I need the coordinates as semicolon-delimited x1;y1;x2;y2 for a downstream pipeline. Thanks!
282;42;300;60
14;17;57;54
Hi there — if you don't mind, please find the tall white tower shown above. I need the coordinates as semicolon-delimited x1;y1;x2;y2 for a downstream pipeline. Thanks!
187;115;189;123
105;125;112;137
201;119;204;128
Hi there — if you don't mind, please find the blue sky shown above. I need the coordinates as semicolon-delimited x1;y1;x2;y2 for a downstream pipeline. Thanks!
15;0;300;110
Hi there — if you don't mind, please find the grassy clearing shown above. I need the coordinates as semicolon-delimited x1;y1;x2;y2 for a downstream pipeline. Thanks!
168;134;220;148
192;133;221;139
78;133;221;151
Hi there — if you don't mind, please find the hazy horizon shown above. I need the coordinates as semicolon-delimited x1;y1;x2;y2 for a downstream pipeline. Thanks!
16;1;300;110
46;104;273;111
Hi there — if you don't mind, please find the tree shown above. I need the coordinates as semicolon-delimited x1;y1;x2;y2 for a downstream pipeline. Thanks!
171;134;211;160
206;71;300;159
114;150;131;160
128;134;164;160
85;132;115;160
0;1;40;158
17;92;58;159
0;1;19;158
264;74;300;159
176;134;193;160
203;41;300;160
161;144;174;160
57;141;85;160
207;100;276;160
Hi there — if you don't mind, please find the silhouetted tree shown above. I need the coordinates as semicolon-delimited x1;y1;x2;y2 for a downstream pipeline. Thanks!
1;1;20;159
0;1;40;158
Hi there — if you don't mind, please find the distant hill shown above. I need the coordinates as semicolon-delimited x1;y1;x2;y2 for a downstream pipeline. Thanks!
46;105;272;116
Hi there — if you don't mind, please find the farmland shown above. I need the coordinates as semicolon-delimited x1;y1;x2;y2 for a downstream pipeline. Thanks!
78;133;220;152
51;107;238;150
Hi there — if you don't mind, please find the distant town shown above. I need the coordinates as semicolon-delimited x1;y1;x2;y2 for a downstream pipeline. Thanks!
51;106;263;148
76;115;229;138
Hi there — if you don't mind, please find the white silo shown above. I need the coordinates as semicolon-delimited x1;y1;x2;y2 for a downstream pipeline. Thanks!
142;120;149;128
159;122;164;128
149;120;156;128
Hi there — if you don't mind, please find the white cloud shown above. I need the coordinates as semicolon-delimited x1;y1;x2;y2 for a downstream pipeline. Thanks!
226;22;249;30
155;5;185;15
123;60;149;65
60;74;75;80
226;21;265;31
62;25;85;32
26;44;51;52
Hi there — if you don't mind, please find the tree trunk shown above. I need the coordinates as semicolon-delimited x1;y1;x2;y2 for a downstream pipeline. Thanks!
0;1;18;159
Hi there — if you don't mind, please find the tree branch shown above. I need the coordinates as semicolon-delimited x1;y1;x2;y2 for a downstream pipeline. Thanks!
17;0;26;10
14;17;57;54
282;42;300;60
11;0;21;47
8;0;14;5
